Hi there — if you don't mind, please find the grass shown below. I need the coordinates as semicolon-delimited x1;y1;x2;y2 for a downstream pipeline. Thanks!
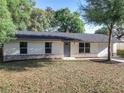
0;60;124;93
117;50;124;57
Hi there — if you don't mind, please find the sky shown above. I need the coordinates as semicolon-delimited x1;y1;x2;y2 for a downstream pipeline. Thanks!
34;0;101;33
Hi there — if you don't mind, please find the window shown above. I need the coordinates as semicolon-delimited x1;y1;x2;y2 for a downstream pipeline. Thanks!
45;42;52;54
79;43;90;53
20;42;27;54
79;43;84;53
85;43;90;53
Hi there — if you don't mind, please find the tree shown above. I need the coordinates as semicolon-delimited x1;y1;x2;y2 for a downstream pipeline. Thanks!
70;12;85;33
55;8;84;33
6;0;34;30
0;0;16;44
80;0;124;61
28;8;50;31
113;25;124;39
95;27;108;35
28;8;84;33
95;26;124;39
45;7;56;28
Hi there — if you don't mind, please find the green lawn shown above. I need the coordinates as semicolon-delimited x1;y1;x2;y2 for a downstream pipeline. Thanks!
0;60;124;93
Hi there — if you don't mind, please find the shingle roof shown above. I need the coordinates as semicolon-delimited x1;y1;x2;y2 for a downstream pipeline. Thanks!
16;31;120;43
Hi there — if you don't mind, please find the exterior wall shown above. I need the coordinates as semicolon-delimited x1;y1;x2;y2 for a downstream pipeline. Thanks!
70;42;116;58
52;41;64;56
97;43;109;57
116;37;124;50
70;42;103;57
3;40;117;61
70;42;79;57
3;41;20;56
117;43;124;50
28;42;45;55
3;40;64;61
113;43;117;55
28;41;64;55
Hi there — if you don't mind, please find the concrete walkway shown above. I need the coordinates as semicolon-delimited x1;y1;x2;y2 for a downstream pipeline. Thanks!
63;57;107;60
63;57;124;63
112;58;124;63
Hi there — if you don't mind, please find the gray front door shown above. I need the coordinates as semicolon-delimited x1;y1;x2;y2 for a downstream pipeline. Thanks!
64;42;70;57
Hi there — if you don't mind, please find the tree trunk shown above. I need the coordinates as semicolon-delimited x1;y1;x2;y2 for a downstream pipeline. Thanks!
108;28;112;61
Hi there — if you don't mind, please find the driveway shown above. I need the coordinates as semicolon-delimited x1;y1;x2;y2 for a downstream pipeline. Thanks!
112;58;124;63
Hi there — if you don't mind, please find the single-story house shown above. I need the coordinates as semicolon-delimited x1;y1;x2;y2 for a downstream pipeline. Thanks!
3;31;119;61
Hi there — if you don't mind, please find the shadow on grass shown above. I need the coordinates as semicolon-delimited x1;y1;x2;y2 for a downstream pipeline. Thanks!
0;59;54;72
90;59;120;64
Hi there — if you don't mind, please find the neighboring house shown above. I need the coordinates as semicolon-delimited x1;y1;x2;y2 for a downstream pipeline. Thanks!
117;36;124;50
3;31;119;61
